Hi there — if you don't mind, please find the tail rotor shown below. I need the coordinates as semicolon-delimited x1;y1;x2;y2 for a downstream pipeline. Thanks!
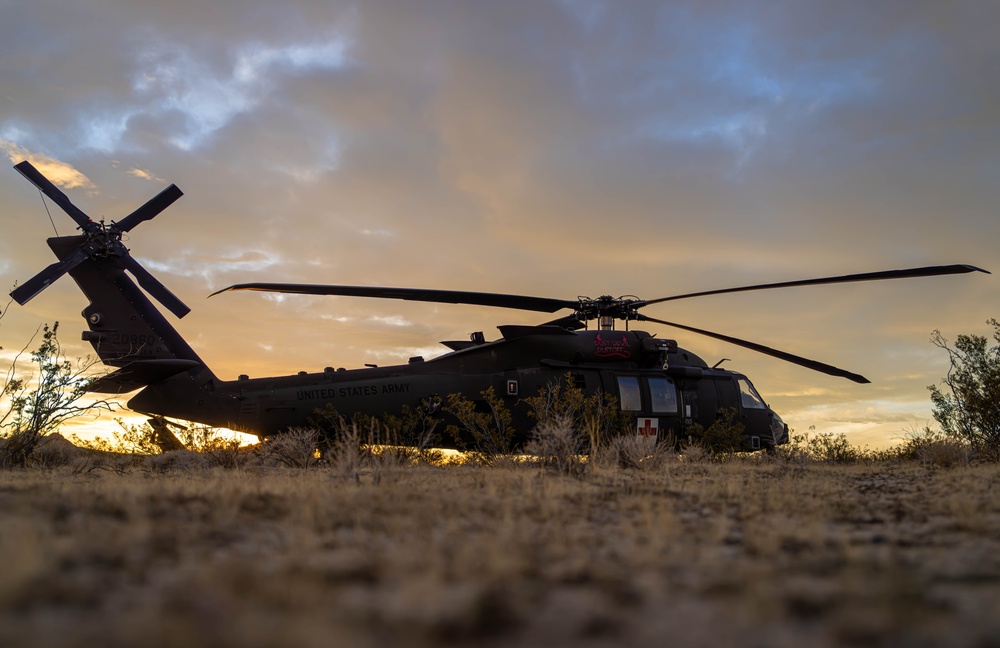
9;160;190;319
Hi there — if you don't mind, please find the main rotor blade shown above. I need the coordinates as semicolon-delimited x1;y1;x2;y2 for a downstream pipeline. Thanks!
211;283;577;313
10;247;90;305
114;184;184;232
14;161;97;232
637;264;990;307
123;256;191;318
638;314;870;383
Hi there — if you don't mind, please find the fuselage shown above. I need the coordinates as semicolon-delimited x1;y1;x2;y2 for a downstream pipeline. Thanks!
127;326;789;449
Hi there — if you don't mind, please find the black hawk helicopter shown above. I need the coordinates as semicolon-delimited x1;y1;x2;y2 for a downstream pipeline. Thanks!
8;161;990;450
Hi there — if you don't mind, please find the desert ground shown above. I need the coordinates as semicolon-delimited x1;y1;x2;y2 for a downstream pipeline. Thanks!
1;444;998;648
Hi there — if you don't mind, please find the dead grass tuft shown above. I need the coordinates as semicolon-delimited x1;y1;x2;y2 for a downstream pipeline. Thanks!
600;434;676;470
260;427;321;469
524;415;586;477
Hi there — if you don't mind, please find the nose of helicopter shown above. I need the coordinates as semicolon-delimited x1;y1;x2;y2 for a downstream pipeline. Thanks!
770;410;789;446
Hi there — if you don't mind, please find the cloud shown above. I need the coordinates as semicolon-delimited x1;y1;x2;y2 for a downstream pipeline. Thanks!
0;140;94;190
126;167;163;182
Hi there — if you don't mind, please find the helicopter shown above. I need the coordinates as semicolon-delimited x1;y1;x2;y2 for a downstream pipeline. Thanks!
7;160;990;451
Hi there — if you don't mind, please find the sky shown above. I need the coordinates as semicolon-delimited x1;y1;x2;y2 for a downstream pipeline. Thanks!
1;0;997;447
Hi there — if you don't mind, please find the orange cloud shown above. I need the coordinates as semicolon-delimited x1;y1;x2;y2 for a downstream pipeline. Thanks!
1;141;93;190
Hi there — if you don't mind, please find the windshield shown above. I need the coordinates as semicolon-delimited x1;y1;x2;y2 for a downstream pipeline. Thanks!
737;377;767;409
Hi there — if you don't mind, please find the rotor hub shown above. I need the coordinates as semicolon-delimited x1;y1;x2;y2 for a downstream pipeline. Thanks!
85;223;127;260
574;295;642;324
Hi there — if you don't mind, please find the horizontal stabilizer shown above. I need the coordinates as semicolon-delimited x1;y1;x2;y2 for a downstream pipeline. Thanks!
87;359;202;394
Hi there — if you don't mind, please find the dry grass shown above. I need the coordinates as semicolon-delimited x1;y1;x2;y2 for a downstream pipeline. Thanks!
1;453;999;647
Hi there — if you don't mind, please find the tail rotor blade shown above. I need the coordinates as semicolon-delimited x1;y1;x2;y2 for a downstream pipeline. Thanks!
10;247;91;305
123;255;191;318
14;161;97;232
115;184;184;232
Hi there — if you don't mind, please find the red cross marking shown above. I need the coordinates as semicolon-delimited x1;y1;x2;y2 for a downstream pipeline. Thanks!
638;419;657;437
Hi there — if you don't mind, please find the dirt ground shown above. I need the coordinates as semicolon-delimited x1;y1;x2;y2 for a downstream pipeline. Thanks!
1;459;998;647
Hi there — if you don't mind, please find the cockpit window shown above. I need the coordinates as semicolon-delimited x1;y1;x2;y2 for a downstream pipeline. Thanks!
616;376;642;411
648;377;678;413
737;377;766;410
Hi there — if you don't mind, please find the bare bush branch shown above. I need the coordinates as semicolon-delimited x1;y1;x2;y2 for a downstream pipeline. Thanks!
2;322;116;467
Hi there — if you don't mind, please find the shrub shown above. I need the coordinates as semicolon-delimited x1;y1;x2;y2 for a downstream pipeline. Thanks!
379;399;443;451
897;427;971;468
928;319;1000;461
772;428;864;464
71;418;163;455
773;430;812;465
524;373;631;454
806;431;863;464
1;322;114;467
444;387;517;465
683;407;745;458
